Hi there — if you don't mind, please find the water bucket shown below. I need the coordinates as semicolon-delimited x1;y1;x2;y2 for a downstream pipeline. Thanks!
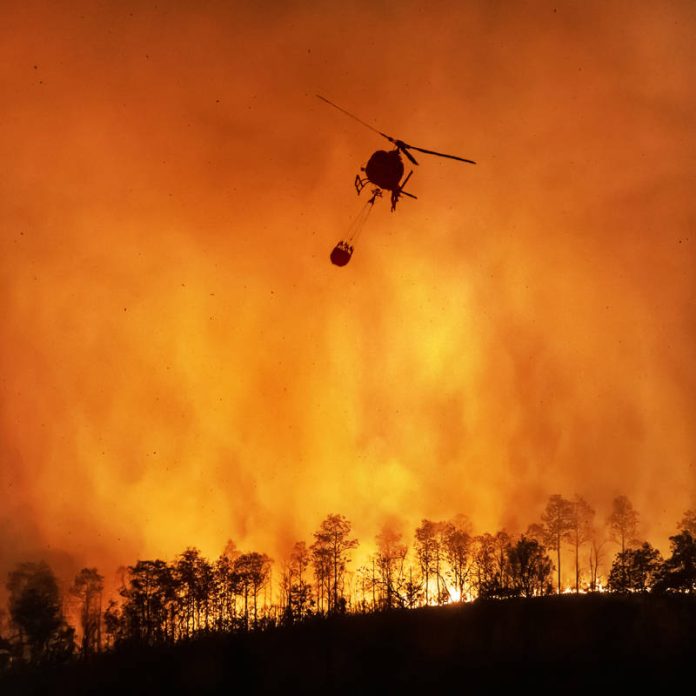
330;241;353;267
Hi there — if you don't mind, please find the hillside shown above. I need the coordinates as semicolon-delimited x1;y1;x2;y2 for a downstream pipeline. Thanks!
3;594;696;694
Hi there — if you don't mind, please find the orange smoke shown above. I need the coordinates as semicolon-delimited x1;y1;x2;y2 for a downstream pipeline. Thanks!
1;1;695;588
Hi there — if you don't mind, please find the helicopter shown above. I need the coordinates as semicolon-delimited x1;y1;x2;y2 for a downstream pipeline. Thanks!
317;94;476;213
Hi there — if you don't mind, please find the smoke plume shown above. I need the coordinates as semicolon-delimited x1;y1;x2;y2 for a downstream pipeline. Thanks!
1;1;695;587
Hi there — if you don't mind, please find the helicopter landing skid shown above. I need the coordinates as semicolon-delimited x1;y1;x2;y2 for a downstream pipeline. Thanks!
354;175;369;195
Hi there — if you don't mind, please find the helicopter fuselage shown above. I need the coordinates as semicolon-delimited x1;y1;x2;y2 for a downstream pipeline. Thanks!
364;149;404;191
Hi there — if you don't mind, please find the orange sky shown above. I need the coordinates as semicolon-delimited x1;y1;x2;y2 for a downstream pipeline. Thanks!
1;1;695;585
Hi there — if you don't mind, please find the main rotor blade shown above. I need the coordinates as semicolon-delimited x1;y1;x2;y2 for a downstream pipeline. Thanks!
315;96;476;164
316;95;394;144
405;144;476;164
400;146;419;166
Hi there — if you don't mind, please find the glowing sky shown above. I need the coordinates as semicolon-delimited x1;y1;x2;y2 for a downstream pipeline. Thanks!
1;1;695;584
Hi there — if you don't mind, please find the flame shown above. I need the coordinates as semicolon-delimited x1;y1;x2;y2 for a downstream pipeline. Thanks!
1;1;695;596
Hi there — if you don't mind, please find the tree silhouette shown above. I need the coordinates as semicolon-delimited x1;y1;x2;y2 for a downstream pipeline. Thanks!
7;561;74;662
0;626;14;673
492;531;512;596
608;495;640;554
212;554;239;631
0;608;8;640
541;494;574;593
103;598;122;648
442;515;472;602
402;565;423;609
375;526;407;609
222;539;241;562
311;514;358;614
175;548;213;637
588;532;609;592
472;533;504;598
233;552;271;629
507;536;553;597
10;488;696;674
654;531;696;592
608;495;640;589
311;543;332;613
415;519;441;605
607;542;662;592
353;564;375;613
434;523;452;604
119;560;176;645
282;542;314;622
677;509;696;536
69;567;104;656
568;496;595;592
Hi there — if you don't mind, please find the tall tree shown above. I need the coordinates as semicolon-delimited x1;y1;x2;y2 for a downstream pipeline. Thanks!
507;536;553;598
414;519;441;605
311;514;358;614
442;515;472;602
311;543;332;613
375;526;407;610
119;560;176;645
283;542;314;622
353;564;376;613
472;533;501;598
7;561;74;662
568;496;595;592
541;494;574;593
402;565;422;609
608;542;662;592
69;568;104;656
470;532;514;598
103;599;122;648
212;554;240;631
233;552;272;628
588;532;609;591
492;531;512;595
608;495;639;554
175;548;213;637
654;531;696;592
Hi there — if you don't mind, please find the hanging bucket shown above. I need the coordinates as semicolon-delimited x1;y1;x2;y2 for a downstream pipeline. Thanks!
330;240;353;267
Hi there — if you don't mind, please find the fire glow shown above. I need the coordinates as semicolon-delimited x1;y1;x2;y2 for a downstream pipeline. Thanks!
1;1;695;595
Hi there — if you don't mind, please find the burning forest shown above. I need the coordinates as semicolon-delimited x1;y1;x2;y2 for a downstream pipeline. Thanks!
2;498;696;671
1;0;695;690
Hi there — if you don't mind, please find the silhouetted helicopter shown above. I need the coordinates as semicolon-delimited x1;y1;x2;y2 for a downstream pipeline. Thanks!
317;95;476;213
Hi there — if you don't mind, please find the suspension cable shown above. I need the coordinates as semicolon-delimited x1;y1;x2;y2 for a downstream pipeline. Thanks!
346;189;382;244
